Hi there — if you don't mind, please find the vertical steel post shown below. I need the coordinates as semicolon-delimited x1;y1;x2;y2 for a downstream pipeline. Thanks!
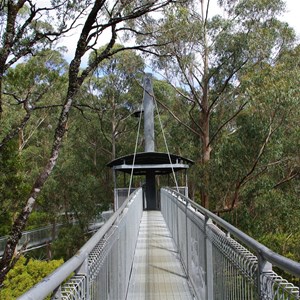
185;170;188;197
143;73;155;152
257;255;273;299
205;216;214;300
143;73;156;209
113;170;117;211
176;194;179;249
185;199;189;277
79;259;90;300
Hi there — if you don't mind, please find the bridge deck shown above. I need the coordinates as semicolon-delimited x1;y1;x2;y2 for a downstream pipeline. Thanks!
126;211;194;300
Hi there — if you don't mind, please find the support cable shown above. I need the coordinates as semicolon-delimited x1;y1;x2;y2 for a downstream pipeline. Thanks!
128;102;143;197
153;93;180;193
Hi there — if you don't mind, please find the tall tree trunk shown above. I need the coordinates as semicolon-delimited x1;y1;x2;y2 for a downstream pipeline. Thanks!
201;110;211;208
199;0;211;209
0;91;74;285
0;0;173;285
0;1;22;118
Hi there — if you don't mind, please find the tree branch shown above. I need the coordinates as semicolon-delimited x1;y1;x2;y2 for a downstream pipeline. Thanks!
208;59;248;113
208;101;248;147
274;171;299;189
155;98;201;138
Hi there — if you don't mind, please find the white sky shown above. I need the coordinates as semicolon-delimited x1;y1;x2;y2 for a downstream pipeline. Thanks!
208;0;300;37
281;0;300;37
37;0;300;35
39;0;300;63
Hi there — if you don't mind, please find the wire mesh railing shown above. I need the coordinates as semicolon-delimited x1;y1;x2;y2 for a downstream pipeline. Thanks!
161;188;300;300
0;224;63;256
18;188;143;300
0;215;104;257
114;188;136;210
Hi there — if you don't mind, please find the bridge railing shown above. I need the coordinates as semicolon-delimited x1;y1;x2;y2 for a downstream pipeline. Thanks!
0;215;104;257
161;188;300;300
19;188;143;300
0;224;63;256
114;187;136;210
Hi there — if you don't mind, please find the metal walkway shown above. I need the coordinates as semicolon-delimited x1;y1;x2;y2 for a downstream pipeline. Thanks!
126;211;194;300
19;188;300;300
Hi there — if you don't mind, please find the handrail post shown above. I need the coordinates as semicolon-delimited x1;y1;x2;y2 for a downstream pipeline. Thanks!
204;216;214;300
77;258;90;300
51;286;62;300
176;193;179;250
257;254;273;299
185;198;189;277
163;188;300;300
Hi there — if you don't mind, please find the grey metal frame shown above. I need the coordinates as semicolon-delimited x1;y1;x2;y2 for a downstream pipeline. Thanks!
0;217;104;257
114;187;136;210
0;224;63;257
161;188;300;300
18;188;143;300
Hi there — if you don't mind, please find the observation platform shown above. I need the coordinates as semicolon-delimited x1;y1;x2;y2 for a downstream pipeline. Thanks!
126;211;194;300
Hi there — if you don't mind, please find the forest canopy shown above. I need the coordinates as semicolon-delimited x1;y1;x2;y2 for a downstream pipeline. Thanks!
0;0;299;289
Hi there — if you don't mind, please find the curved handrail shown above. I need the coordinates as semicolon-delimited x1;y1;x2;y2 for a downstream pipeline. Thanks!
163;188;300;278
0;219;104;257
19;188;142;300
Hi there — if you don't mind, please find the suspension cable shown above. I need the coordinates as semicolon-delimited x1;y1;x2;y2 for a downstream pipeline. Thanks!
124;69;180;194
128;102;143;197
153;92;179;193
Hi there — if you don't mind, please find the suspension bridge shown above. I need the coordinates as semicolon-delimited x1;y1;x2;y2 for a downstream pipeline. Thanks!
15;74;299;299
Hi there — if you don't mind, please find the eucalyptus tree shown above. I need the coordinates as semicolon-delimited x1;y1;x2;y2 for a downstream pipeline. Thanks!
0;0;176;284
87;44;145;160
219;44;300;231
134;0;296;208
0;0;81;137
1;49;68;149
0;49;68;238
217;44;300;213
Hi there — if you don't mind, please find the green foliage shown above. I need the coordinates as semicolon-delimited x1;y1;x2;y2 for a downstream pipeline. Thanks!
0;0;299;286
87;44;145;153
51;225;86;260
26;212;51;231
225;187;300;235
259;231;300;284
0;50;69;236
259;232;300;262
0;140;30;236
0;256;63;299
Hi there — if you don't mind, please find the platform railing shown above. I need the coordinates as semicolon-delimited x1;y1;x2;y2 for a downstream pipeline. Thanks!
161;188;300;300
0;215;104;257
18;188;143;300
0;224;63;257
114;187;136;210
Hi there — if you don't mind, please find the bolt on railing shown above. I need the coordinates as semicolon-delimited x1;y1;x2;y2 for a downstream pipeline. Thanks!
161;188;300;300
18;188;143;300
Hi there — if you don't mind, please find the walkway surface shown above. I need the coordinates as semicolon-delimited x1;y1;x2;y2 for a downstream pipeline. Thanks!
126;211;194;300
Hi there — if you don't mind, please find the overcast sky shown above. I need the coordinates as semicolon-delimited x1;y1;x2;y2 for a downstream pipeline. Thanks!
282;0;300;36
49;0;300;64
38;0;300;35
208;0;300;37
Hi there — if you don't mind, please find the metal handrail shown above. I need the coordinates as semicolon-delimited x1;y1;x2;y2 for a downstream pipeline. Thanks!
19;188;142;300
0;218;104;257
0;224;63;257
164;188;300;277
